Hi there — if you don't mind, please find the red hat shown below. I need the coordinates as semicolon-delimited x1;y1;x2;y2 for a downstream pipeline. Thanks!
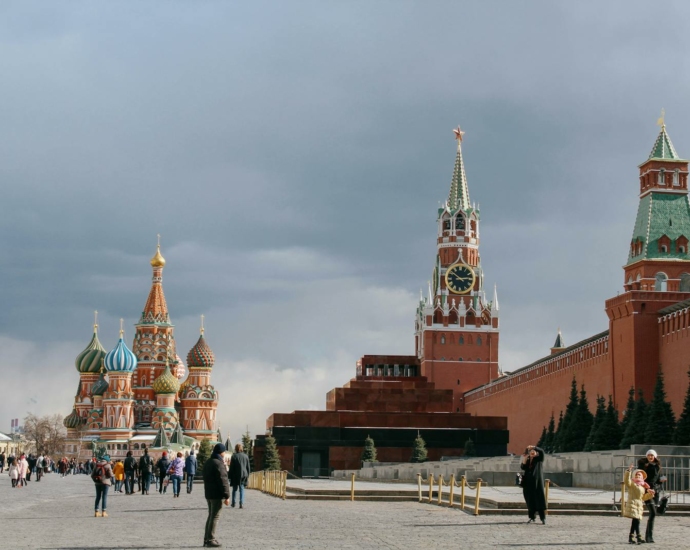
162;451;167;457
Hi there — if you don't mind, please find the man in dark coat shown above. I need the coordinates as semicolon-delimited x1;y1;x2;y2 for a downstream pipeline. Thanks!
521;445;547;524
185;450;197;494
203;443;230;548
138;448;154;495
124;451;137;494
229;443;251;508
156;451;170;494
638;449;662;543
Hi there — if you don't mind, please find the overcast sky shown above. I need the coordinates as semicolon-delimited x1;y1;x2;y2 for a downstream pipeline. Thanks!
2;1;690;443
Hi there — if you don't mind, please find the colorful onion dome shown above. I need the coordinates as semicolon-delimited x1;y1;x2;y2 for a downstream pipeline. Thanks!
153;363;180;394
150;244;166;268
91;370;109;396
104;330;138;372
187;334;215;368
63;407;83;429
75;325;107;373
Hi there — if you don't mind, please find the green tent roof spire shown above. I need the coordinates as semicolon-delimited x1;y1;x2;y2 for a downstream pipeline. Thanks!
649;123;680;160
447;126;471;213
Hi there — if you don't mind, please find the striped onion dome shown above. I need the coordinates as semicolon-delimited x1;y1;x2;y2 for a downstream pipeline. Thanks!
75;326;107;373
175;354;186;380
63;407;83;429
104;334;138;373
187;334;215;368
152;364;180;394
91;371;109;396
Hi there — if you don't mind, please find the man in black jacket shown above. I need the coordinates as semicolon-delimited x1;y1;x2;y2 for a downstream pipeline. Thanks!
124;451;137;494
229;443;251;509
156;452;170;494
138;448;154;495
203;443;230;548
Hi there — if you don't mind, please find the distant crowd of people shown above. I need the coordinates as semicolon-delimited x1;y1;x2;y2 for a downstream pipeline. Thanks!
0;451;70;486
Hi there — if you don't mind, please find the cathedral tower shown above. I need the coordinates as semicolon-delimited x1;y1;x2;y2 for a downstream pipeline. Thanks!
102;322;137;439
416;127;500;411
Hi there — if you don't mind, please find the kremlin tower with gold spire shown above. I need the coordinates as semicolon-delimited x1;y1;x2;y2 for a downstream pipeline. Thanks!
63;241;220;458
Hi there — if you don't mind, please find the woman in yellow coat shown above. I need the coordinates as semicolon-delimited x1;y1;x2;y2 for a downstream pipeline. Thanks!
623;465;654;545
113;459;125;493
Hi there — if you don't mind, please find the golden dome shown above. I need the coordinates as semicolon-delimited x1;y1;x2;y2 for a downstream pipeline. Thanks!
153;364;180;394
150;245;166;268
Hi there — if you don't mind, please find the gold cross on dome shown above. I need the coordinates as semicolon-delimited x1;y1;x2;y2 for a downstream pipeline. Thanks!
657;108;666;128
200;314;205;335
453;126;465;142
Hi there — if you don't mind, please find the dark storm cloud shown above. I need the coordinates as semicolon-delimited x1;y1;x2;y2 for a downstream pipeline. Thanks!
3;0;690;438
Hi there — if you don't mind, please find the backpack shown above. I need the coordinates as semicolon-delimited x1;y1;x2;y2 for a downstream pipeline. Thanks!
91;464;106;483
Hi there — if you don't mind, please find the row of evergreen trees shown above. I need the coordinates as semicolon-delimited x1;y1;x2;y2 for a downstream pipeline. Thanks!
536;368;690;453
361;433;477;463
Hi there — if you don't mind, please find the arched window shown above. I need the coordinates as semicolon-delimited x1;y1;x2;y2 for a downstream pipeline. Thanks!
681;273;690;292
440;335;446;344
455;216;465;230
476;336;482;346
661;245;668;253
655;272;668;291
458;335;464;345
674;169;680;186
443;219;451;230
459;357;463;361
659;169;666;184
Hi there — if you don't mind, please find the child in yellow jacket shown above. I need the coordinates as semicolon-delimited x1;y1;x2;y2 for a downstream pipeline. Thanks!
623;465;654;545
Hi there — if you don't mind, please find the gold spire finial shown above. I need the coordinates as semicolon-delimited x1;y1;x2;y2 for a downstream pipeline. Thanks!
119;318;124;338
657;108;666;128
150;235;166;267
94;310;98;333
453;126;465;143
200;314;205;335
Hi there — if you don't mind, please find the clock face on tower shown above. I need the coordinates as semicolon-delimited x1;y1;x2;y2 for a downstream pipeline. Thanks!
445;263;476;294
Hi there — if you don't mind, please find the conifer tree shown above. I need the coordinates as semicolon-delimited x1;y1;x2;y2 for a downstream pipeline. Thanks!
620;390;647;449
361;436;378;463
544;413;556;454
242;428;255;471
584;395;606;452
563;384;593;452
263;434;282;471
620;387;636;437
411;434;428;463
553;411;564;453
599;395;622;450
644;368;676;445
197;438;213;472
674;368;690;445
463;438;477;457
555;378;578;452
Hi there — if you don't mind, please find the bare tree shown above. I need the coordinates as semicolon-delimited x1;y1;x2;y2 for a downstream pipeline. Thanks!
23;413;66;456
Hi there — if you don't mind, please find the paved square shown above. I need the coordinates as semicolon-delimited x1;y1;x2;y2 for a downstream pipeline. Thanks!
0;474;686;549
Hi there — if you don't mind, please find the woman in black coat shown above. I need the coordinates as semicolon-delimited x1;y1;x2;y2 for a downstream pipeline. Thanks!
521;445;547;524
637;449;662;543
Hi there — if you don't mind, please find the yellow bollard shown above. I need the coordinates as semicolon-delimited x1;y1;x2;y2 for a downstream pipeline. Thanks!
417;473;422;503
460;475;466;511
449;474;455;508
544;479;550;516
282;471;287;500
438;475;444;505
474;479;482;516
428;473;434;503
620;481;626;516
351;472;355;502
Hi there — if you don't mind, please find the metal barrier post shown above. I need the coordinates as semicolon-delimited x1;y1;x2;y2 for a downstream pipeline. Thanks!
282;471;287;500
460;475;466;510
438;475;443;505
449;474;455;508
544;479;550;516
428;473;434;503
350;472;355;502
474;479;482;516
620;481;626;517
417;473;422;502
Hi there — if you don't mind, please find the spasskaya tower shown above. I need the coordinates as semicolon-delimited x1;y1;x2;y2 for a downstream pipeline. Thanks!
415;127;500;411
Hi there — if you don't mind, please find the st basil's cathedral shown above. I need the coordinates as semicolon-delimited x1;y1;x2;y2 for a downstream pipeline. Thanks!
62;244;220;457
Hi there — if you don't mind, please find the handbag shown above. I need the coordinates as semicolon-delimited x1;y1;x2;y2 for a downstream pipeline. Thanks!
515;473;523;487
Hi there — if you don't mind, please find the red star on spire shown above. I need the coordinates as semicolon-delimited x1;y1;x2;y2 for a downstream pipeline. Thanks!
453;126;465;142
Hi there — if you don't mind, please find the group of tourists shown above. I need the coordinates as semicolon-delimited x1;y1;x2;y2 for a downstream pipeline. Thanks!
2;452;62;486
519;446;667;544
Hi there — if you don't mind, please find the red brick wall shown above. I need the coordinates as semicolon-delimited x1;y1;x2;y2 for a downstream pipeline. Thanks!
658;307;690;416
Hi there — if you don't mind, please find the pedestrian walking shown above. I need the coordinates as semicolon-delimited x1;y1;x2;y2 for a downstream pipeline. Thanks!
113;459;125;493
185;450;197;494
229;443;250;509
139;448;153;495
623;465;655;544
26;454;36;481
92;456;114;517
202;443;230;548
637;449;662;543
168;452;184;497
0;451;5;473
520;445;546;524
35;455;44;482
156;451;170;494
124;451;136;494
8;459;18;487
17;454;28;488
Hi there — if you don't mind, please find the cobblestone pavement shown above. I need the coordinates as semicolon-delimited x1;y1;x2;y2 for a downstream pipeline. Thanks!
0;473;686;549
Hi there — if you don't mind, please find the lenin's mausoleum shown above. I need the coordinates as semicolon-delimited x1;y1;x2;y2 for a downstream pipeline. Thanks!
258;121;690;472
